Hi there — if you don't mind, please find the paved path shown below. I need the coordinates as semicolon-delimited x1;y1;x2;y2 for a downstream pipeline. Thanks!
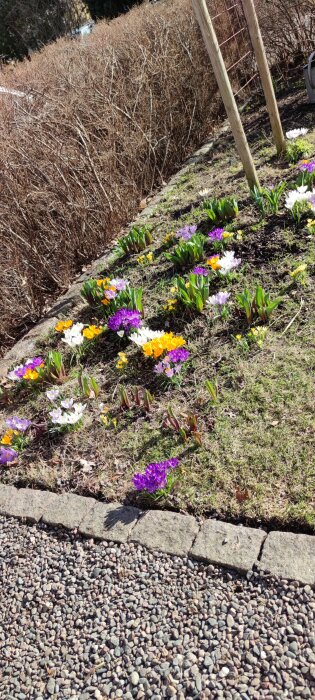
0;516;314;700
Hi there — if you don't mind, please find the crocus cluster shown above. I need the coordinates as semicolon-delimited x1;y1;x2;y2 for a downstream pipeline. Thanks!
6;416;31;432
82;325;103;340
46;389;85;426
59;322;103;348
175;225;197;241
286;128;308;140
137;252;154;265
55;320;73;332
108;308;142;334
142;332;186;359
8;357;44;382
284;185;315;211
206;251;241;274
96;277;128;305
129;327;164;347
154;347;190;378
48;396;86;426
0;416;31;465
133;458;179;492
0;416;31;452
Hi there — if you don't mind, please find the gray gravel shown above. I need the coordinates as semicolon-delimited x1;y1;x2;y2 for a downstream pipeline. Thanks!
0;516;314;700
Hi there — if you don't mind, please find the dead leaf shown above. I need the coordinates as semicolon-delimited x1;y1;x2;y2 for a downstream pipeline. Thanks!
235;487;250;503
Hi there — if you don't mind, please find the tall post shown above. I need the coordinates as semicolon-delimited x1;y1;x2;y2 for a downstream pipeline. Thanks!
192;0;259;190
241;0;286;154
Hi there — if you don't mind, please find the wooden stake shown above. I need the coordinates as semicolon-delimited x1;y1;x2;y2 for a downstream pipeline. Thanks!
192;0;259;190
241;0;286;154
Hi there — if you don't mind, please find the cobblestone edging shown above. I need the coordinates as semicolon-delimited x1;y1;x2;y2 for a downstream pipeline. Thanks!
0;483;314;585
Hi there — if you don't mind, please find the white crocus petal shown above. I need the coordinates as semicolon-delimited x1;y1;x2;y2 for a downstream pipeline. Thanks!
219;251;241;274
117;330;125;338
62;322;84;348
61;398;74;410
207;291;231;306
284;187;313;210
286;128;308;140
46;388;60;402
129;327;164;346
66;403;86;424
7;368;21;381
49;408;63;424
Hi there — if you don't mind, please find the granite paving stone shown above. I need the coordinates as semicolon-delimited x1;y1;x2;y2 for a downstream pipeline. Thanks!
42;492;97;530
79;501;140;542
259;530;315;585
130;509;199;556
191;518;267;572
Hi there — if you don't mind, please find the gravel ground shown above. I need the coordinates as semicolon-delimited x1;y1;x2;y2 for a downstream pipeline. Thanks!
0;516;314;700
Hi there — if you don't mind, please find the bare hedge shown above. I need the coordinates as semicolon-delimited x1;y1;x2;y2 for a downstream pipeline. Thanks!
0;0;310;353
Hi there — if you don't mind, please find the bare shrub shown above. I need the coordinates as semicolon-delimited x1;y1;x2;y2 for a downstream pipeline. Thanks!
257;0;314;70
0;0;310;354
0;0;224;353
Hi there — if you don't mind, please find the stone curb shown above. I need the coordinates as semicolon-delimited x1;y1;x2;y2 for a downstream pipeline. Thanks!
0;483;314;585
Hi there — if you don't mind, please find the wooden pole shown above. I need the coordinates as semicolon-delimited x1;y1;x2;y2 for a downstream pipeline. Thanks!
192;0;259;190
241;0;286;154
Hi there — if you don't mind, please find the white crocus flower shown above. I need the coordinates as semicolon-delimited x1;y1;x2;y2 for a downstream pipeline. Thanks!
49;402;86;426
62;322;84;348
49;408;64;424
286;128;308;140
65;403;86;425
7;364;23;381
284;186;312;210
60;398;75;410
46;388;60;402
219;250;241;275
129;327;164;346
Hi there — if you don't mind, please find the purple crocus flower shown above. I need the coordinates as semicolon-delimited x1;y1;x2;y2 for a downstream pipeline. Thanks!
0;447;18;465
208;227;224;241
208;291;231;306
14;356;44;379
299;161;315;173
6;417;31;432
111;278;128;291
108;308;142;333
176;225;197;241
167;348;190;363
104;289;117;300
133;458;179;493
154;347;189;378
192;266;209;276
29;357;44;368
